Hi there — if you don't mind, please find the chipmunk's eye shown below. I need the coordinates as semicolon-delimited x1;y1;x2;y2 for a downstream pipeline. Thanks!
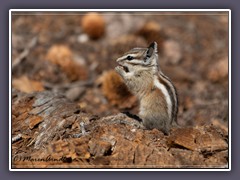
126;56;134;60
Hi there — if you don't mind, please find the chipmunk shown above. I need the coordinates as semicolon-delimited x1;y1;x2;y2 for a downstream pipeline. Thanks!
115;42;178;134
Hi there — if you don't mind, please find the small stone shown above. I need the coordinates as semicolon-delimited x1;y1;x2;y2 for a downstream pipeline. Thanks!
207;57;228;82
163;40;182;64
81;12;105;39
77;34;89;43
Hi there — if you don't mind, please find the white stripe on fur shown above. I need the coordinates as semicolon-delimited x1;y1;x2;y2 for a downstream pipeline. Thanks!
154;76;172;119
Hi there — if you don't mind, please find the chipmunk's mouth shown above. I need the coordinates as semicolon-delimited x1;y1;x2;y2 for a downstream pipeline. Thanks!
119;65;129;73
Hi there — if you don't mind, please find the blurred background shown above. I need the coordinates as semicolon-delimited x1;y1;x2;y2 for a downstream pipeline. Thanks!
11;11;229;128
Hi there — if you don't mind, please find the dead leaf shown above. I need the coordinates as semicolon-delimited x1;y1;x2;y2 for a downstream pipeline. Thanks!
13;76;44;93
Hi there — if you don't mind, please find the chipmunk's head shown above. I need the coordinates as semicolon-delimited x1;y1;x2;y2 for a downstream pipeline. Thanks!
116;42;159;74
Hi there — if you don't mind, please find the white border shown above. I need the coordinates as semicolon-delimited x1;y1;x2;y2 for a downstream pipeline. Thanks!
9;9;231;171
228;9;231;171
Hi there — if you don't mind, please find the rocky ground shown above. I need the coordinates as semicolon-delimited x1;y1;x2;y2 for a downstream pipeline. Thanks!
11;11;229;169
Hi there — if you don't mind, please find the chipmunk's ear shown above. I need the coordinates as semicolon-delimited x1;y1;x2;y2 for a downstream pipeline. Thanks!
146;42;158;58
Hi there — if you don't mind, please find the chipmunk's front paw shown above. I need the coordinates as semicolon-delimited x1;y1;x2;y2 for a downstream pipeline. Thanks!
115;66;125;76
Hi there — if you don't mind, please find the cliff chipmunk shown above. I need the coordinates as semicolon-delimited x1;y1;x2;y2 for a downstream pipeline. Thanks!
115;42;178;134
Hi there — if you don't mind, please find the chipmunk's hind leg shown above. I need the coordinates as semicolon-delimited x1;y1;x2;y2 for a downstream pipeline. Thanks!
142;116;170;135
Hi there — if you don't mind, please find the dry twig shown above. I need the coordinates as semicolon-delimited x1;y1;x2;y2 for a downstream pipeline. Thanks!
12;36;38;69
43;79;94;90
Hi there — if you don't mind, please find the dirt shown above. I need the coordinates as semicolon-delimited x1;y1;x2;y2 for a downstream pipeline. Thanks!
11;11;229;169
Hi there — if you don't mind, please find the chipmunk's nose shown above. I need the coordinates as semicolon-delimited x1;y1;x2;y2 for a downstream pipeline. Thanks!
116;58;123;63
